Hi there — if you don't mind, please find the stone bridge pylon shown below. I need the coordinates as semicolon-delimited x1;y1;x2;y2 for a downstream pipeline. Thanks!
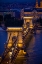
6;27;23;49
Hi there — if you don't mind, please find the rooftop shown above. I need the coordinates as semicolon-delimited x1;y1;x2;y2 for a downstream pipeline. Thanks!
24;8;42;12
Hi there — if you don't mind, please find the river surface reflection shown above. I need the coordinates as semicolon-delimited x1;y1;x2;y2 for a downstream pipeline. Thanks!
0;27;7;56
25;30;42;64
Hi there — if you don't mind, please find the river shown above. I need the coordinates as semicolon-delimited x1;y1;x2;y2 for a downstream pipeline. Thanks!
25;30;42;64
0;27;7;56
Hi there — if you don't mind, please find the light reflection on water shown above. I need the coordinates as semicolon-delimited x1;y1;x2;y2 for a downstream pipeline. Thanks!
24;30;42;64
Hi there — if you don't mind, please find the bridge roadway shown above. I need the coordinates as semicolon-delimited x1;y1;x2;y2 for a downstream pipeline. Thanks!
23;30;42;64
10;29;42;64
0;27;32;64
8;28;42;64
0;26;42;64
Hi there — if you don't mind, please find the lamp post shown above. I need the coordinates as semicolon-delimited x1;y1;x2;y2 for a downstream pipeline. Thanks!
9;52;12;64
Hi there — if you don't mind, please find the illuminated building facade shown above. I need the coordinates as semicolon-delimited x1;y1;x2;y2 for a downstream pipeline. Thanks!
35;0;39;8
21;0;42;28
35;0;42;8
40;0;42;8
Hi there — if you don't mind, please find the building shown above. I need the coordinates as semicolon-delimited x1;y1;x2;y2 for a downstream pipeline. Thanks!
0;10;15;17
0;9;20;18
21;0;42;28
35;0;42;8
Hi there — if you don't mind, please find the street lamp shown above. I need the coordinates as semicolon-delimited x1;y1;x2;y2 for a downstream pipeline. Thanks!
17;43;23;48
9;52;12;64
17;39;24;49
12;48;14;51
7;62;8;64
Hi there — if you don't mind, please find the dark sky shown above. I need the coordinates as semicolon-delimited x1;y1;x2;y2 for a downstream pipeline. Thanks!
0;0;40;3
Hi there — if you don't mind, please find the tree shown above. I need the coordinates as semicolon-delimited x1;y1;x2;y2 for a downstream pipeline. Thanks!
4;14;11;27
0;15;3;26
4;14;24;27
39;17;42;26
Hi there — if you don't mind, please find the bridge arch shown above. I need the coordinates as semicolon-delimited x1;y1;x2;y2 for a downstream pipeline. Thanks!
6;27;23;48
23;17;33;29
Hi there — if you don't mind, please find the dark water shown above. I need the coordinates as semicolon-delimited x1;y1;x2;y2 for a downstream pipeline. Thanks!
0;27;7;56
25;30;42;64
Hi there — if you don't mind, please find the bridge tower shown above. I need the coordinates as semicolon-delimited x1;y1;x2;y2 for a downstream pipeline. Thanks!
23;17;33;29
6;27;23;49
40;0;42;8
35;0;39;8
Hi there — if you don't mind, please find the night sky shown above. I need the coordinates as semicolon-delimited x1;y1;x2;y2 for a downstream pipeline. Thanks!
0;0;40;3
